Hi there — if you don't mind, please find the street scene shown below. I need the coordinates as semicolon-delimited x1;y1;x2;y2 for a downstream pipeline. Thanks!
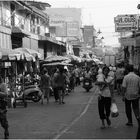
0;85;138;139
0;0;140;139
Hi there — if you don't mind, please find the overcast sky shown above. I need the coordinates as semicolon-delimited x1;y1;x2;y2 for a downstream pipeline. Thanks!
39;0;139;46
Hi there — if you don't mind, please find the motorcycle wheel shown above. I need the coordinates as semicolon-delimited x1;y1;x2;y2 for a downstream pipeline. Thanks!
31;92;41;102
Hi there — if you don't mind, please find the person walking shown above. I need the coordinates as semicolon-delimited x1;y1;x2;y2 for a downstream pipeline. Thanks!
122;65;140;127
0;76;9;139
96;66;114;129
52;68;59;102
40;68;51;104
73;66;80;86
115;64;125;95
53;67;66;104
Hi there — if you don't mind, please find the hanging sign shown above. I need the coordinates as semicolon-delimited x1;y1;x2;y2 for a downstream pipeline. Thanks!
114;14;139;32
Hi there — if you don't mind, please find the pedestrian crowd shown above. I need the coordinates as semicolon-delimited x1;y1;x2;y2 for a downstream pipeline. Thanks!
95;63;140;139
0;63;140;139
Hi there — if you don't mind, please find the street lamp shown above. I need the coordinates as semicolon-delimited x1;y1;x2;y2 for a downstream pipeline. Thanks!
97;29;102;35
93;29;104;47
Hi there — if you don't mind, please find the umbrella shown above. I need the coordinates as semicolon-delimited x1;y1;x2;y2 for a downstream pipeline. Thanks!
43;62;72;66
65;54;82;62
44;55;71;63
0;48;21;61
13;48;36;61
14;48;42;60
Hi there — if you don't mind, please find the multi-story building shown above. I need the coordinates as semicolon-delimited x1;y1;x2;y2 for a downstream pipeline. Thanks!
0;1;66;60
45;8;82;38
82;25;96;48
45;8;82;55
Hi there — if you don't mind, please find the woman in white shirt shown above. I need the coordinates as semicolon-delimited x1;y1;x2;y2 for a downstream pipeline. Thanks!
97;66;114;129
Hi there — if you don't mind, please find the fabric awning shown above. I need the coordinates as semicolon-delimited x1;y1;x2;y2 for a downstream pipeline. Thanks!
43;55;71;63
13;48;42;59
43;62;72;66
0;48;36;61
38;35;65;46
13;48;36;62
0;48;21;61
65;54;82;62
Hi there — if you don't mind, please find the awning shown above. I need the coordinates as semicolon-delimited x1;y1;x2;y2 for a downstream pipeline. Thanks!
0;48;22;61
13;48;42;59
39;35;65;46
12;26;30;37
43;62;72;66
13;48;36;62
65;54;82;62
43;55;71;63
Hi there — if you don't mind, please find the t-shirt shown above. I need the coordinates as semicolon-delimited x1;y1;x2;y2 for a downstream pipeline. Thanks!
99;75;113;97
53;72;66;88
97;73;104;82
84;71;92;78
74;68;79;77
40;74;51;89
115;68;125;80
0;83;8;95
122;72;140;100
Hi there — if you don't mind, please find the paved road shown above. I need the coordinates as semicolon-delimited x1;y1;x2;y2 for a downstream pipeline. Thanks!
0;84;138;139
58;89;138;139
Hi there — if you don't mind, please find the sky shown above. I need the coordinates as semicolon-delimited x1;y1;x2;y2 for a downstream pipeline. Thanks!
39;0;139;47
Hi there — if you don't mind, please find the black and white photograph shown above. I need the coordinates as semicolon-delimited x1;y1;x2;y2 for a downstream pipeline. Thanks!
0;0;140;139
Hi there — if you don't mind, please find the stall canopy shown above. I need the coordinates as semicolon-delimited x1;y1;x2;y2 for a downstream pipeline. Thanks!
0;48;21;61
13;48;42;60
65;54;82;62
0;48;36;61
43;55;71;63
93;58;104;64
43;62;72;66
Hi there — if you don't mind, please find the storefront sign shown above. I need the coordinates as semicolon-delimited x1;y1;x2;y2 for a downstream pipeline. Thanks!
114;14;139;32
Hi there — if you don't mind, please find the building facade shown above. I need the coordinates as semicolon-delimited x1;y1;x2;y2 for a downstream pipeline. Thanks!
45;8;82;55
82;25;96;48
119;33;140;69
0;1;66;60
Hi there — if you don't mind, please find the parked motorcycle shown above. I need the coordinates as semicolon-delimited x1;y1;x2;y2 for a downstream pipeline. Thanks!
24;84;42;102
12;80;42;108
83;78;93;92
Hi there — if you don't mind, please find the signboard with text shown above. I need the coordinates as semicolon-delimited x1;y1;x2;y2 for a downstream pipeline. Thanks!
114;14;139;32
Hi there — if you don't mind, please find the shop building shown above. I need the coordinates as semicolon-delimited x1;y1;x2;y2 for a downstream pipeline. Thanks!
119;32;140;69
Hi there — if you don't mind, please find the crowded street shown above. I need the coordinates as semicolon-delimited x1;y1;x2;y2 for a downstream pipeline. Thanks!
0;84;138;139
0;0;140;139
